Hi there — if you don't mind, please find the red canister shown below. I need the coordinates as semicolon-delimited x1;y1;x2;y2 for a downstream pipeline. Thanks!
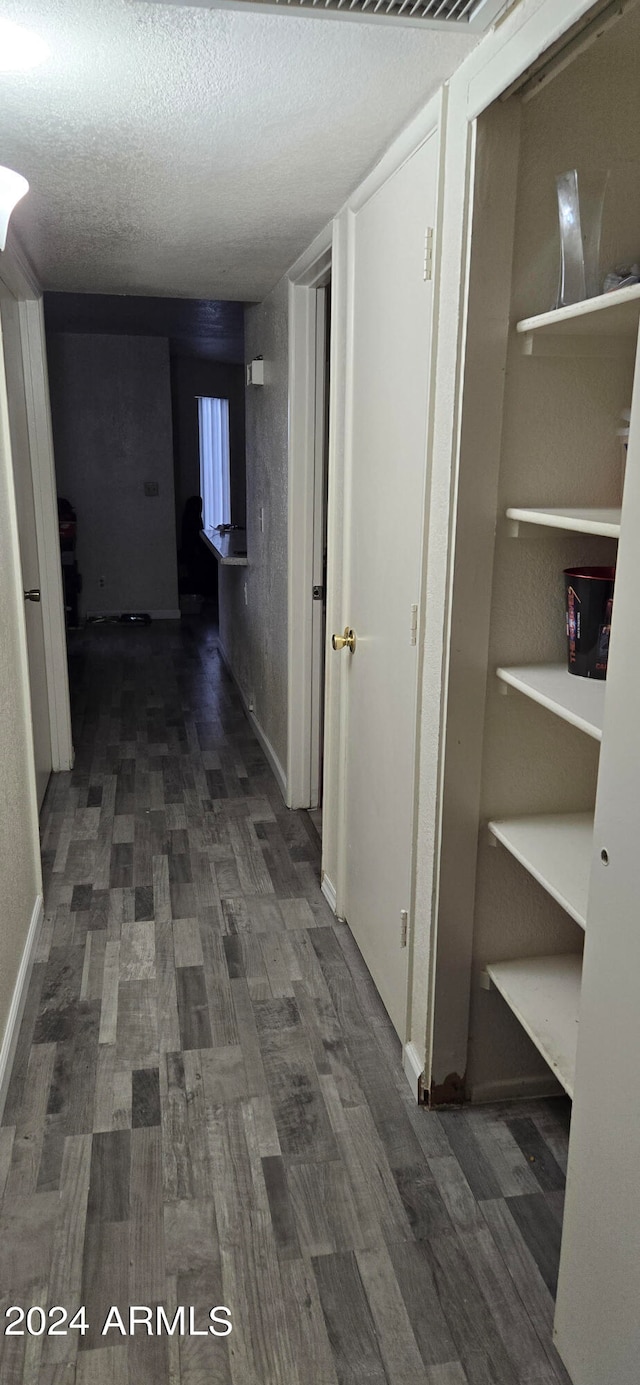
564;566;615;679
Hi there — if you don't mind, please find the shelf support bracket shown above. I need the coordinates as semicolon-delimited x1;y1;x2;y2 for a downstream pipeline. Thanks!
520;331;634;360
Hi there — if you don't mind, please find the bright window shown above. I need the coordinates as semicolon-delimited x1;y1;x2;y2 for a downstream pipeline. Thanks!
198;396;231;530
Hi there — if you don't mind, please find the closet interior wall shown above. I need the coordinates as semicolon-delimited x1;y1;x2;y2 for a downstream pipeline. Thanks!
438;6;640;1104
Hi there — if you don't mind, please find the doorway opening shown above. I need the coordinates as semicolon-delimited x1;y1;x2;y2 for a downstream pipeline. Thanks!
308;280;331;838
43;293;245;637
286;235;332;818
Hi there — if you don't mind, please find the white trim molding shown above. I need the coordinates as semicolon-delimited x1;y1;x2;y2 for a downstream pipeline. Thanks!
19;298;74;772
0;281;43;885
321;872;337;914
218;641;287;802
0;895;43;1122
286;236;332;810
286;278;317;809
403;1041;426;1103
0;237;74;776
287;221;333;287
0;233;39;300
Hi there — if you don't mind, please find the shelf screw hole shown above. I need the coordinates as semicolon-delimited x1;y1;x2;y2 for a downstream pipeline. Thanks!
601;849;609;866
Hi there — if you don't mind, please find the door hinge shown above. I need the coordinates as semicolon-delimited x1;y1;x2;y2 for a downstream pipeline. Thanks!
424;227;434;282
312;585;324;601
400;910;409;948
410;603;418;646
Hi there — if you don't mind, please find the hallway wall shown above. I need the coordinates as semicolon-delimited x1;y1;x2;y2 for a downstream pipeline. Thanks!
47;332;180;618
0;329;41;1101
218;278;289;782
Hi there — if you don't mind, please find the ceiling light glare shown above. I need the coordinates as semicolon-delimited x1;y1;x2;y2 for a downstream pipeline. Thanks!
0;18;48;71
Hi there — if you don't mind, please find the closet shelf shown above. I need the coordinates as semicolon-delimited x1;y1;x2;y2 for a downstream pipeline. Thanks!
487;954;582;1098
506;506;621;539
496;665;605;741
488;812;593;929
517;283;640;352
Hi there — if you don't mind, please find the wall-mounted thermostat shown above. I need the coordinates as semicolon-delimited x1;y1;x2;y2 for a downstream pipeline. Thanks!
246;358;264;387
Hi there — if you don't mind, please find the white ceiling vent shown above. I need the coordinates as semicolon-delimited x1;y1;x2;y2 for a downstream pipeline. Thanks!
134;0;518;31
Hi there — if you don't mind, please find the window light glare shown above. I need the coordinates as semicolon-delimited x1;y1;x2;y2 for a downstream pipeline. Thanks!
0;18;48;71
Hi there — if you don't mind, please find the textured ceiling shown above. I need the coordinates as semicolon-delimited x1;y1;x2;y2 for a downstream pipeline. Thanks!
0;0;476;300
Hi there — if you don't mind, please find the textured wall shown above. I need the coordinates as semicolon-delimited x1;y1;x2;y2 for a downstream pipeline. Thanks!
218;279;289;777
47;333;179;617
0;336;41;1074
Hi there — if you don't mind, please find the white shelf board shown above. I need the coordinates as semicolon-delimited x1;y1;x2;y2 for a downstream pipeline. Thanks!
506;506;621;539
517;283;640;339
488;812;593;929
487;954;582;1098
496;665;606;741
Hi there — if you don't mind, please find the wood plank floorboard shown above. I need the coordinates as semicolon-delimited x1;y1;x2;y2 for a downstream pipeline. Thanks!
0;619;572;1382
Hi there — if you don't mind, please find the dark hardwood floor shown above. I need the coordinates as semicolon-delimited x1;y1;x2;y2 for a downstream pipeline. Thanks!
0;617;572;1384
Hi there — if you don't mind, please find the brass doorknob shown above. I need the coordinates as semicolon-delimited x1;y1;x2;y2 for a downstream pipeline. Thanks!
332;626;356;653
24;589;41;603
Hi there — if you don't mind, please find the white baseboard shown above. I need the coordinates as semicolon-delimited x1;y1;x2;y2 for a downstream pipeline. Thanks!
321;873;337;914
468;1072;563;1105
218;643;288;803
0;894;44;1122
403;1041;425;1103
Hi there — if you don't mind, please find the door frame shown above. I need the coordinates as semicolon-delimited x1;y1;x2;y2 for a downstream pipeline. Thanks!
286;227;332;810
0;241;73;776
309;282;329;811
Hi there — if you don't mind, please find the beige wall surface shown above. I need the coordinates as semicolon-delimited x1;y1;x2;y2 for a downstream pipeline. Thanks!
219;279;289;778
0;328;41;1083
47;332;179;617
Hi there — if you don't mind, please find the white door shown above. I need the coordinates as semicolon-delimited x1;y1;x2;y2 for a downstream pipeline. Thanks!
0;288;52;808
337;131;438;1039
